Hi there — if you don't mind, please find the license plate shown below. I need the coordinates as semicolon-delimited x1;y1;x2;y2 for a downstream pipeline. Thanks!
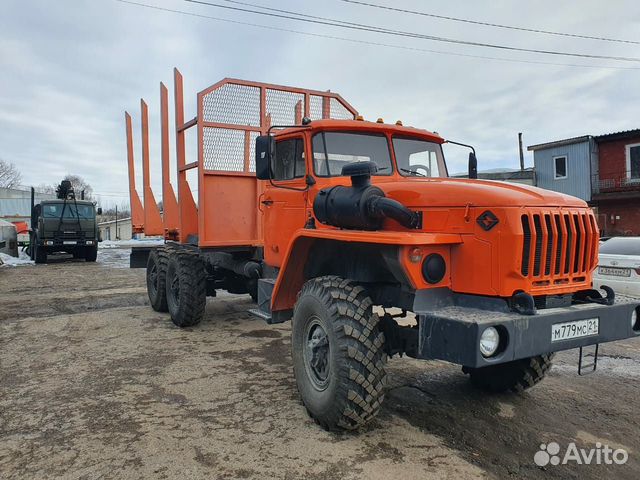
598;266;631;277
63;241;77;245
551;318;599;342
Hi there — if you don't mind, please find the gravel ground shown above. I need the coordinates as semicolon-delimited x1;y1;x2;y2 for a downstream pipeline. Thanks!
1;247;640;479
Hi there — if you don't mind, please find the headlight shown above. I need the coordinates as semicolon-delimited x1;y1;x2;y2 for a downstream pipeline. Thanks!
480;327;500;357
86;240;93;245
632;309;639;331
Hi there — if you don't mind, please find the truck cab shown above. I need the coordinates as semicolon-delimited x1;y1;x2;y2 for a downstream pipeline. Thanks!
29;182;100;264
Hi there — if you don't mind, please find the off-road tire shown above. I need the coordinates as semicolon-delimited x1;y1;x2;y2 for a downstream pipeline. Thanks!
292;276;387;431
463;354;555;393
34;242;47;264
85;245;98;262
146;247;170;312
165;251;207;328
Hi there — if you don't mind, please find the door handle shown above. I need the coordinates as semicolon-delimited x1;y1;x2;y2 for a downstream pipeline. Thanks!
261;199;274;206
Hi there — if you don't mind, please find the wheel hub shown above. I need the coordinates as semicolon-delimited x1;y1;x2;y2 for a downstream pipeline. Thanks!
304;320;330;389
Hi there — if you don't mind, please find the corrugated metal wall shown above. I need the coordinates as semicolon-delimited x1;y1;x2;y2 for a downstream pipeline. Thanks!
533;139;593;201
0;187;57;224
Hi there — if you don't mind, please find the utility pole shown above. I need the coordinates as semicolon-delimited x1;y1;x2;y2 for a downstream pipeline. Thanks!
115;205;119;240
518;132;525;171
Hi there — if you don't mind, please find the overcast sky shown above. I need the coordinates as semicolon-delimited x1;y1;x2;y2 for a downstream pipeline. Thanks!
1;0;639;207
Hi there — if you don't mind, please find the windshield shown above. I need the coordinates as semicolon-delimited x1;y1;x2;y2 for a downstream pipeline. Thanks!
599;237;640;256
42;203;95;219
312;132;392;176
394;137;447;177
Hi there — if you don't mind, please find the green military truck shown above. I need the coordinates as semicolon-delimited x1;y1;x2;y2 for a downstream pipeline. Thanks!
28;180;101;264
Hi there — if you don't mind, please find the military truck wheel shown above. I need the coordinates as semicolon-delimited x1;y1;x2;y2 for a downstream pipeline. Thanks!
463;354;554;393
34;242;47;264
165;252;207;327
85;245;98;262
147;247;170;312
292;276;387;431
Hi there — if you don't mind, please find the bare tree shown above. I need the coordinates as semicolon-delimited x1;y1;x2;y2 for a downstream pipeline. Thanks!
0;159;22;188
97;201;131;221
59;174;94;200
35;183;56;195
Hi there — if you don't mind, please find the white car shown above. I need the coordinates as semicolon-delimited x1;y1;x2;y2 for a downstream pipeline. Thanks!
593;237;640;298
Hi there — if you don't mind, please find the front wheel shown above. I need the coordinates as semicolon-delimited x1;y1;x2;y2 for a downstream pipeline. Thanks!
34;241;47;264
85;245;98;262
292;276;387;431
463;354;554;393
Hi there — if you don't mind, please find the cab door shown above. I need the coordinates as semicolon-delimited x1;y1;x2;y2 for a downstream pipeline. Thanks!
261;135;309;267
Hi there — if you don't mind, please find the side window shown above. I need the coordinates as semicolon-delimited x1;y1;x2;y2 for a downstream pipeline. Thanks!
554;156;567;179
628;144;640;180
273;138;305;181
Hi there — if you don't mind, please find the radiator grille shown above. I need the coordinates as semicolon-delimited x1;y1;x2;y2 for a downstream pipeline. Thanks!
520;211;597;281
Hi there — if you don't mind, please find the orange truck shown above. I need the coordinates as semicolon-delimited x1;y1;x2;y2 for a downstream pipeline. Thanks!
127;69;640;431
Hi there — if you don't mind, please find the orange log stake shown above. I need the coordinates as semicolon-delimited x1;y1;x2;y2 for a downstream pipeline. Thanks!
160;82;180;239
140;99;164;236
125;112;144;234
174;68;199;244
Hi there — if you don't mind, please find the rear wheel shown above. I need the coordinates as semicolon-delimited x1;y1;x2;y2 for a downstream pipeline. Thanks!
146;247;170;312
165;252;207;327
85;245;98;262
292;276;387;431
463;354;554;393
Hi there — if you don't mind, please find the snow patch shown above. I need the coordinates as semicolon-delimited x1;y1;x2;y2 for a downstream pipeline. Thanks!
99;238;164;249
0;251;34;267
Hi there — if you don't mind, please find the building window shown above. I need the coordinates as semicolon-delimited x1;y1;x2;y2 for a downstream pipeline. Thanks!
626;143;640;181
554;155;567;179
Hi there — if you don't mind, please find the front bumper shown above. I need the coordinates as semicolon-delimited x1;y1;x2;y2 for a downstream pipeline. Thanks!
416;290;640;368
40;239;96;247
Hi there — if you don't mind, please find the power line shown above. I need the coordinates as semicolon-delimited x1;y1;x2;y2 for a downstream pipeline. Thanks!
183;0;640;62
339;0;640;46
113;0;640;70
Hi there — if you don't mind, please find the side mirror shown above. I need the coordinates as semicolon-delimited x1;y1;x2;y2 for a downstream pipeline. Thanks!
468;152;478;179
96;207;103;215
255;135;275;180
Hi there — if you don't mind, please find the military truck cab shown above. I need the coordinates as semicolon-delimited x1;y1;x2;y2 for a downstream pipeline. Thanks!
28;181;101;264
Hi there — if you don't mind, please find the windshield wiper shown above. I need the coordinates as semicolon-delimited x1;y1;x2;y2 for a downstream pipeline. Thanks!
399;168;426;177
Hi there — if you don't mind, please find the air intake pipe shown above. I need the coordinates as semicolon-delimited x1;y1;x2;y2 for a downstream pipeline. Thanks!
313;162;421;231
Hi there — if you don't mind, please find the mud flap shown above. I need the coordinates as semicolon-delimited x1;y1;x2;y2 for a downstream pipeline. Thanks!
130;246;153;268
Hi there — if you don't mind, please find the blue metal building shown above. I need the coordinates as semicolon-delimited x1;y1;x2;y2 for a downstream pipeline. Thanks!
527;135;597;202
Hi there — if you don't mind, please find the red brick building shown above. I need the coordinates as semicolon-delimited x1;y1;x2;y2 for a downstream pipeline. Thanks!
591;130;640;236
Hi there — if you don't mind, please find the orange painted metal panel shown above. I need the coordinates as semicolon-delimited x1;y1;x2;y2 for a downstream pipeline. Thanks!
270;229;463;312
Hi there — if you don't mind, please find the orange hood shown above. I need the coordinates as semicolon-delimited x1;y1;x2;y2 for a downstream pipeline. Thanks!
380;178;587;209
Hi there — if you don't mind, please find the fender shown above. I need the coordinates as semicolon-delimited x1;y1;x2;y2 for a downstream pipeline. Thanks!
270;228;463;313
